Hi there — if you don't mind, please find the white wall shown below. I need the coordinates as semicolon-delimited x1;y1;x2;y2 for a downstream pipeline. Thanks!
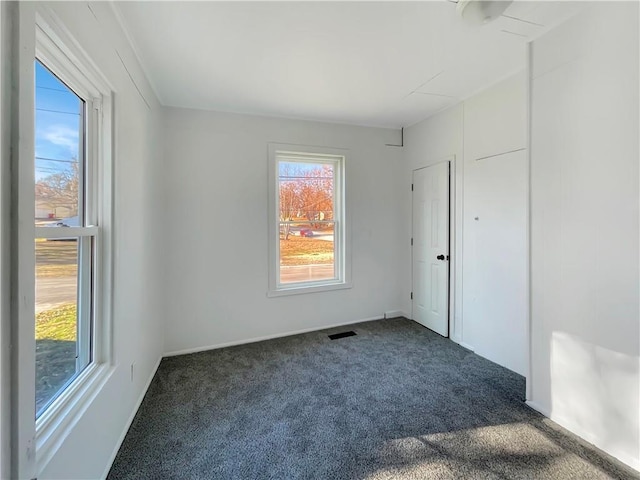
4;1;635;477
462;73;528;375
161;108;405;355
8;3;165;478
402;72;528;376
529;2;639;470
403;104;465;343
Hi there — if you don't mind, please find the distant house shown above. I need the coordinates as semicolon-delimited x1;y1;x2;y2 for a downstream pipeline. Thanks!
35;201;72;220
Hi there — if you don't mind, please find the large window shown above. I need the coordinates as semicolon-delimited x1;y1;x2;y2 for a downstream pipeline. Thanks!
29;16;113;466
269;146;350;295
34;60;95;417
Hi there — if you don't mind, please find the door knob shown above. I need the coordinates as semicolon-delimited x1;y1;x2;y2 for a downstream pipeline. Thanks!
437;254;445;260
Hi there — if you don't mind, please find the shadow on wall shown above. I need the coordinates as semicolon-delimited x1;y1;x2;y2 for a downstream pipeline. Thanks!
550;331;640;463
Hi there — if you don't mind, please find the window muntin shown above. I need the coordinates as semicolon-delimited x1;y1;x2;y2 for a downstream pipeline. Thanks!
34;60;96;418
273;150;346;292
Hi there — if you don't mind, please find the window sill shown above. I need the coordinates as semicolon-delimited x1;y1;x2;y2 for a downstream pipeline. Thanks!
267;281;352;297
36;362;114;473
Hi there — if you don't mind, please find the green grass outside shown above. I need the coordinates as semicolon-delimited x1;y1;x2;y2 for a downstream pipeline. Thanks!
35;303;77;413
36;303;76;341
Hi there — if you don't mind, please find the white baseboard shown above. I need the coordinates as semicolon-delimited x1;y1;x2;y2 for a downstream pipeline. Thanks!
526;401;640;472
101;356;162;480
164;315;385;357
525;400;550;417
614;453;639;472
383;310;406;319
459;342;475;352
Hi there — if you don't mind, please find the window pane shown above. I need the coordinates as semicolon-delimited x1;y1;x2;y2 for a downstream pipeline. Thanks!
279;222;335;283
34;60;84;227
278;160;337;285
278;161;334;223
35;238;86;416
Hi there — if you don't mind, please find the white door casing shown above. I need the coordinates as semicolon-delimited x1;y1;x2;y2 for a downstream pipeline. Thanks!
412;162;450;337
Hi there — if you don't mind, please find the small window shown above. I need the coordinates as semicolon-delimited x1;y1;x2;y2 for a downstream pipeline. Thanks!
268;145;350;296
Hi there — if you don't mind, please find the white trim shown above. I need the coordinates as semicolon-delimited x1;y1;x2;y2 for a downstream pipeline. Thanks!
447;156;457;340
267;143;351;297
525;401;640;471
13;4;37;477
34;8;114;94
36;364;113;473
459;104;466;346
525;400;550;417
0;3;12;478
35;226;98;239
458;342;475;352
94;73;114;368
108;1;162;105
383;310;405;319
100;356;162;480
164;316;385;358
525;42;533;403
411;156;456;339
27;8;115;475
267;281;352;298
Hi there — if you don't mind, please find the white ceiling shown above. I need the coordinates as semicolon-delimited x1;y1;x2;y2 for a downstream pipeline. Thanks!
114;1;582;128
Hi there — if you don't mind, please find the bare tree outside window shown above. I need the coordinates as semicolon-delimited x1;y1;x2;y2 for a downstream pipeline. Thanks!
278;160;337;284
35;160;80;218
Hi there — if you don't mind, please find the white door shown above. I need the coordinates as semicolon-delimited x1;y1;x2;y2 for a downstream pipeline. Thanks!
463;150;527;375
412;162;450;336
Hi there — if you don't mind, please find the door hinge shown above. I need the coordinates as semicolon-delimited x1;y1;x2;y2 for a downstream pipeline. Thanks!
411;183;414;191
411;238;413;246
410;292;413;300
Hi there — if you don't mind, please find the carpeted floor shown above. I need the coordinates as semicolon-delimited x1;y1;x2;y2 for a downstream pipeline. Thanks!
108;318;639;479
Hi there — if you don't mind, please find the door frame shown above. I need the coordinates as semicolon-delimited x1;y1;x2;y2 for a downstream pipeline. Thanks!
411;156;457;339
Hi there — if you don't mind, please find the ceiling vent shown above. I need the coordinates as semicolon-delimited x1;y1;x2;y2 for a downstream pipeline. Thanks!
457;0;513;25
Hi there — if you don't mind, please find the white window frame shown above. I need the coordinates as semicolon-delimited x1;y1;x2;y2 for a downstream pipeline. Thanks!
33;59;95;417
0;3;10;479
268;143;351;297
28;10;114;472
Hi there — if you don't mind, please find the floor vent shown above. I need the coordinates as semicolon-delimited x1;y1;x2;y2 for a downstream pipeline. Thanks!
328;331;357;340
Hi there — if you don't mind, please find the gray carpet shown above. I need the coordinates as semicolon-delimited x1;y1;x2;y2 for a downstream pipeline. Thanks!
108;318;639;479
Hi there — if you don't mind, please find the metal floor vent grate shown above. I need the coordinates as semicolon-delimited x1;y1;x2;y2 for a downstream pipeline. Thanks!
328;331;357;340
